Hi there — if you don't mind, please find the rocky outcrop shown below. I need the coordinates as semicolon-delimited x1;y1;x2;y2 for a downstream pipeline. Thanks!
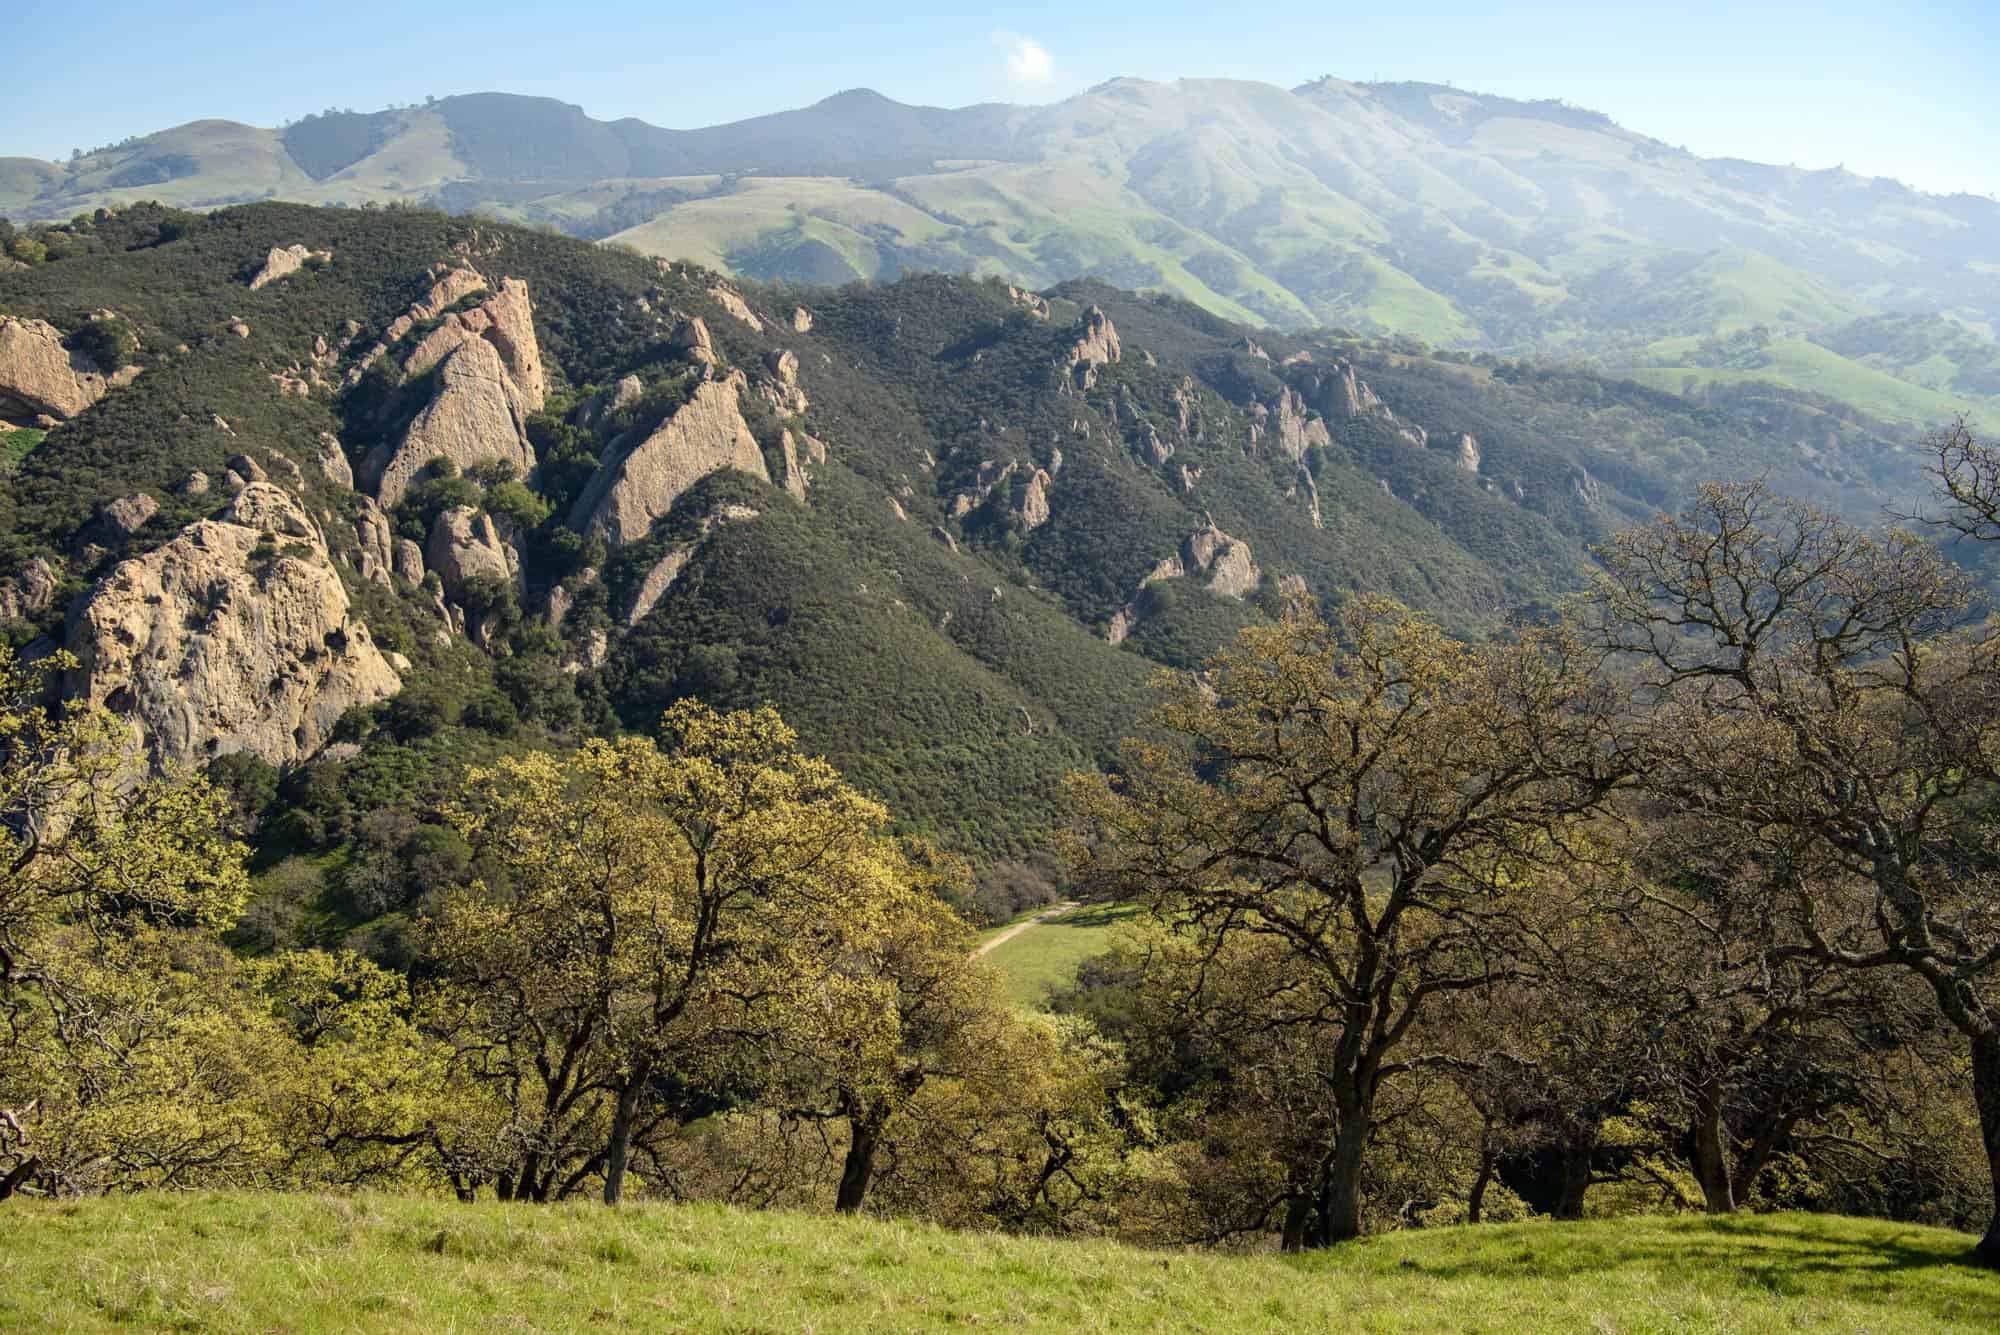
1105;519;1261;644
0;556;60;623
761;348;808;416
93;493;158;541
1016;468;1053;530
1273;388;1332;462
779;430;810;501
426;507;521;605
392;539;426;585
316;432;353;489
626;549;692;626
247;244;331;290
63;483;400;770
791;307;814;334
353;500;395;586
1062;306;1121;390
709;283;764;332
670;318;716;373
1006;286;1051;320
569;371;769;546
1453;432;1482;474
0;316;107;421
362;338;538;508
576;374;643;433
401;277;544;410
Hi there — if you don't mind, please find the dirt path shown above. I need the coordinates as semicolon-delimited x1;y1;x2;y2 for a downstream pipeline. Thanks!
972;901;1080;959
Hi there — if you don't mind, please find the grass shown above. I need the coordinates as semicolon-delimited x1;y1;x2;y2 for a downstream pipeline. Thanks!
1620;336;1991;428
980;901;1143;1008
1;1192;1995;1332
2;426;47;465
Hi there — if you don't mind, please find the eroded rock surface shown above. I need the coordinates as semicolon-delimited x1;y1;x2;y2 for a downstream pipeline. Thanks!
63;483;400;769
0;316;106;420
569;371;769;546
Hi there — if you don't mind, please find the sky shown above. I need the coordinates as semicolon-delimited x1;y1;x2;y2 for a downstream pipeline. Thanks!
11;0;1999;197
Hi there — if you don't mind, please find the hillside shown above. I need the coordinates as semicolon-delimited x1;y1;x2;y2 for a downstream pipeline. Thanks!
3;1192;1993;1332
0;201;1934;952
6;82;1999;425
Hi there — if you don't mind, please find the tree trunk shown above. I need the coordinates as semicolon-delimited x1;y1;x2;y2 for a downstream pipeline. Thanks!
603;1074;646;1206
1552;1127;1597;1221
1691;1077;1736;1214
1971;1031;2000;1268
1279;1192;1313;1253
1311;1110;1372;1246
0;1157;38;1201
835;1110;882;1214
1467;1142;1495;1225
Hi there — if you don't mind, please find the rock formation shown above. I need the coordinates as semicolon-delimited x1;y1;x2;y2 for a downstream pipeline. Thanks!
1016;468;1053;530
0;316;107;421
761;348;809;416
0;556;60;622
426;506;521;606
362;338;538;508
779;430;810;501
63;483;401;769
353;500;395;586
569;371;770;546
1454;432;1482;474
1105;518;1262;644
670;318;716;373
708;282;764;331
247;244;331;290
626;549;693;626
1063;306;1121;390
400;277;544;410
576;374;643;433
791;307;814;334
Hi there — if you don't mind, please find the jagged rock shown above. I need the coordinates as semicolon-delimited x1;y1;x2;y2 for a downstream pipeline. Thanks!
426;506;520;605
401;277;545;411
346;268;488;385
930;525;959;554
544;582;574;630
354;500;395;586
1571;468;1601;505
1298;468;1323;529
178;472;209;497
223;469;249;492
762;348;808;415
0;556;60;622
95;493;158;539
1104;518;1261;643
1278;574;1310;605
1180;464;1202;494
888;497;909;523
227;453;265;483
576;374;643;432
316;432;354;488
1172;377;1200;437
1016;468;1052;530
569;371;769;546
212;414;235;437
1063;306;1121;390
791;307;814;333
708;283;763;332
802;432;829;464
670;318;716;372
566;628;610;675
1049;447;1063;475
1273;388;1332;462
780;430;810;501
247;244;331;290
63;483;400;770
1454;432;1482;474
363;338;537;508
1141;426;1174;466
1006;286;1051;320
1397;423;1429;449
626;549;692;626
1236;337;1270;362
0;316;107;420
392;538;426;585
1141;350;1157;368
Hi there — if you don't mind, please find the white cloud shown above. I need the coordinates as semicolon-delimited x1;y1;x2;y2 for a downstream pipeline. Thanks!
1001;35;1054;85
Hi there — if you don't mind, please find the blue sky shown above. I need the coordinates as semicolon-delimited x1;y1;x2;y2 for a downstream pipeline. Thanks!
11;0;1998;196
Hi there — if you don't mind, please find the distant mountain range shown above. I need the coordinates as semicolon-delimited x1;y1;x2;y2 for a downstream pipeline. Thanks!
6;79;1998;426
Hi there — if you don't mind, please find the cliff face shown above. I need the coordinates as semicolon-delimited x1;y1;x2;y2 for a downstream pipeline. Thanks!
569;371;770;546
63;484;401;770
0;316;107;421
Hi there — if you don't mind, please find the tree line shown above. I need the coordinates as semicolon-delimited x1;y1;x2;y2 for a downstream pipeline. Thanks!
7;424;2000;1264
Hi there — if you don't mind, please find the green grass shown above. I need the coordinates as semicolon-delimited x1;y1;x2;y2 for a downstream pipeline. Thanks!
1;1192;1994;1332
981;901;1142;1008
2;426;46;466
1620;336;1990;428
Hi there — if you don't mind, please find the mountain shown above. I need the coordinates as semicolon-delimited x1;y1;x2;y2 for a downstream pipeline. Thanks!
6;82;1998;427
0;201;1933;942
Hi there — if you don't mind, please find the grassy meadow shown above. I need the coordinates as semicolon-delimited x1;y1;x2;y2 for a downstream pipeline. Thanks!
1;1192;1994;1332
979;901;1143;1008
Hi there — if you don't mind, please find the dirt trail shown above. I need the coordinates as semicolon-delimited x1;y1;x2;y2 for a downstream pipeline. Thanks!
971;901;1080;959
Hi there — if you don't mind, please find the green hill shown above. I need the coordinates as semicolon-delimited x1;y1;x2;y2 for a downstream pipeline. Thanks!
0;202;1934;952
7;80;1999;429
3;1192;1993;1332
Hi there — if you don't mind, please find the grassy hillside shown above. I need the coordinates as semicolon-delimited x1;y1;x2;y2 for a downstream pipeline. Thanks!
2;1192;1994;1332
981;902;1143;1007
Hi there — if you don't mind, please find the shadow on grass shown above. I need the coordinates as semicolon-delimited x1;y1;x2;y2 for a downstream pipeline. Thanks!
1352;1215;2000;1327
1055;901;1144;929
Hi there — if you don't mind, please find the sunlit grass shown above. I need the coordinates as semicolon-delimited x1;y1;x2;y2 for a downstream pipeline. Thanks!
1;1193;1994;1332
981;901;1143;1008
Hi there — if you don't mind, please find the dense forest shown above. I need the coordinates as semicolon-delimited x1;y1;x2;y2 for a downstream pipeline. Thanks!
4;201;1999;1264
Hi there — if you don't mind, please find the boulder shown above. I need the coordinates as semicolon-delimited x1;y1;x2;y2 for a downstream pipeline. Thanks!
177;472;209;497
95;493;158;540
761;348;808;415
791;307;814;333
63;483;401;770
316;432;354;489
362;338;537;508
669;318;716;372
576;374;643;432
353;500;395;586
1454;432;1482;474
0;316;107;420
568;371;769;546
392;538;426;585
1016;468;1053;530
779;430;810;501
227;453;265;483
0;556;60;622
1273;388;1331;462
1063;306;1121;390
425;506;520;604
708;282;764;331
